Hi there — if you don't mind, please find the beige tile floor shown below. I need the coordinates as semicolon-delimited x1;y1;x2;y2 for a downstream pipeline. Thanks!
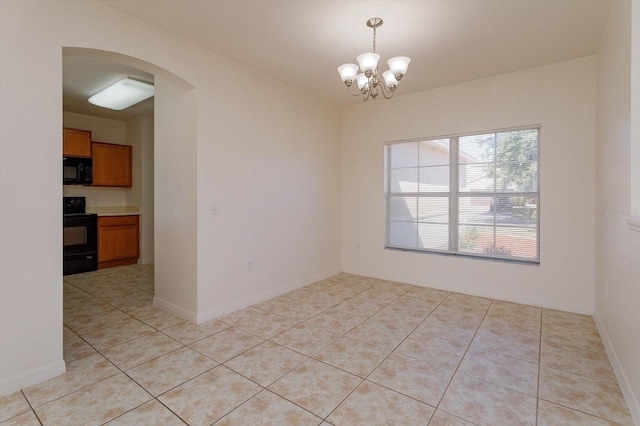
0;264;635;425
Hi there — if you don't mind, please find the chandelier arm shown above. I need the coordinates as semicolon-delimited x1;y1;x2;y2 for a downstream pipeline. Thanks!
377;81;398;100
346;84;364;97
381;89;395;100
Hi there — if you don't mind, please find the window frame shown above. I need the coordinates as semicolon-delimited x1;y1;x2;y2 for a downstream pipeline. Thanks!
384;125;541;264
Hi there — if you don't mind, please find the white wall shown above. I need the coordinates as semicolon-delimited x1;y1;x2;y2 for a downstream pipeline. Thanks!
152;78;198;319
342;57;597;314
195;72;342;321
0;0;341;394
125;116;154;264
632;1;640;213
63;111;129;207
595;0;640;422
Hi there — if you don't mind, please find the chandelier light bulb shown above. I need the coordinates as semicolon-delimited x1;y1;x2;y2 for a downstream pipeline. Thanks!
387;56;411;78
338;63;359;85
355;73;369;91
356;52;380;74
382;70;398;89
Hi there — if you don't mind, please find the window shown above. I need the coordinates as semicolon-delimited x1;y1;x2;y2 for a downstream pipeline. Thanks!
385;126;540;263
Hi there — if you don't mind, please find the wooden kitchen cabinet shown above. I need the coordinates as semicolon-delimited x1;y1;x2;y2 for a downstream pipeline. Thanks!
63;128;91;158
98;215;139;269
92;142;132;187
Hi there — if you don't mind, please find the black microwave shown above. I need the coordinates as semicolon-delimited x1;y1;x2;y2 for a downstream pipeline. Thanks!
63;156;92;185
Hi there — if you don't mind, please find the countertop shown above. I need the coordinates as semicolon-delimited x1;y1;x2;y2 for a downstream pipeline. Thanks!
86;206;140;216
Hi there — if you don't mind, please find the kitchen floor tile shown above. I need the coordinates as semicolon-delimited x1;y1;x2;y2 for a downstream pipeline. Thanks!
105;400;186;425
486;300;541;323
232;311;299;339
224;341;308;387
404;286;450;304
428;410;476;425
327;380;435;425
137;308;186;330
542;308;598;332
313;336;391;378
34;373;151;426
271;323;342;356
395;333;468;370
64;307;132;335
82;317;156;350
0;391;31;423
540;340;617;383
126;346;217;396
457;346;538;396
215;390;323;425
539;366;634;425
161;319;230;345
536;399;619;426
305;309;370;335
345;318;413;350
101;331;183;370
269;359;361;418
218;307;267;326
439;373;537;425
189;327;264;363
63;326;97;361
23;353;120;407
368;353;453;406
0;409;40;426
541;323;606;354
158;366;261;426
470;327;540;363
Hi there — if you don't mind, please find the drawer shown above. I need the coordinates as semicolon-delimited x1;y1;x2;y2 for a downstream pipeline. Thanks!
98;215;139;227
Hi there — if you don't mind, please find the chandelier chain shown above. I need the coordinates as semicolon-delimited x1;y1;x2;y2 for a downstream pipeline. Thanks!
373;26;377;53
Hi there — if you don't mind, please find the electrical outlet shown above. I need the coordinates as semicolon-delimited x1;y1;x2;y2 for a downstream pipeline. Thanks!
247;259;253;271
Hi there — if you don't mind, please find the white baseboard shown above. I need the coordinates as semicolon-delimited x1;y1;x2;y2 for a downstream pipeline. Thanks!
0;360;66;397
341;266;593;315
138;257;154;265
153;296;197;323
195;267;342;324
594;314;640;425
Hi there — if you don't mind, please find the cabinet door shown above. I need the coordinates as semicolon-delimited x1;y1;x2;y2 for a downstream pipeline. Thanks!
92;142;132;187
63;128;91;158
98;216;139;266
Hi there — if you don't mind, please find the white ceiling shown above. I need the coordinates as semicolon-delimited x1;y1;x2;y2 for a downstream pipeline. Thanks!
66;0;613;120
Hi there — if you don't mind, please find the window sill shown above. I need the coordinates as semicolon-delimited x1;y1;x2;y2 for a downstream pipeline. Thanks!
629;219;640;233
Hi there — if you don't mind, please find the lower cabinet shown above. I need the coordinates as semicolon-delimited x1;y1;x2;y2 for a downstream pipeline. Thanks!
98;215;139;269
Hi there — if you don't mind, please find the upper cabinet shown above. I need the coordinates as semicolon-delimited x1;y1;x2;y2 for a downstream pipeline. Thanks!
92;142;132;187
63;128;91;158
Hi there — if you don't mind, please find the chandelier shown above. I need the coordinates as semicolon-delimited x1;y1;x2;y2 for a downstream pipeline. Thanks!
337;18;411;101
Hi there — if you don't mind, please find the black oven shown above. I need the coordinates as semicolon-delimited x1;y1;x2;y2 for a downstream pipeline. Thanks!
63;197;98;275
63;156;93;185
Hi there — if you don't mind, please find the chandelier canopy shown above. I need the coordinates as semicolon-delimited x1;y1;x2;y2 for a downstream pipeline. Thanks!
337;18;411;101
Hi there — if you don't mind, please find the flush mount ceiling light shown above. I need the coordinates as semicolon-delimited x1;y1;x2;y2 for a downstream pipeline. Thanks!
338;18;411;101
88;77;154;110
